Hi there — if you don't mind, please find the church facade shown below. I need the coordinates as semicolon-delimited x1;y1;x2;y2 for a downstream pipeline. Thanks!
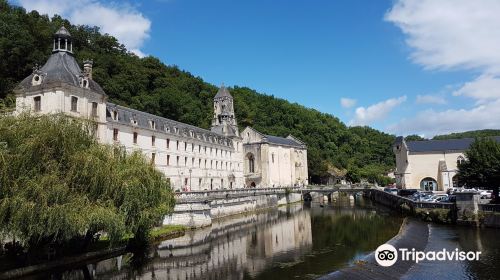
393;136;500;191
14;27;308;191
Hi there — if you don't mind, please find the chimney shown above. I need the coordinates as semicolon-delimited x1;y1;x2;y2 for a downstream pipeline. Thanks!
83;59;93;79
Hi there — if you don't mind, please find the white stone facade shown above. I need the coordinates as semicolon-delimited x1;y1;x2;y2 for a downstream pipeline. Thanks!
14;27;308;192
242;127;308;187
393;137;469;191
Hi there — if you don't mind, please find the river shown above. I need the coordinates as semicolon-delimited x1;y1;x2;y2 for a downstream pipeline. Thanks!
20;195;500;280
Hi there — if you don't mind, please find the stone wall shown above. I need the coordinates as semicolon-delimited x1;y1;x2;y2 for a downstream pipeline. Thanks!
163;191;303;228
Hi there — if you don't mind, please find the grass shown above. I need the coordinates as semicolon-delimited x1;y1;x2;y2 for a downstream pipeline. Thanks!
150;225;186;240
99;225;187;242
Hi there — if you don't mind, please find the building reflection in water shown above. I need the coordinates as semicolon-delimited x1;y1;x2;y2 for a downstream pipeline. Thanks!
89;204;312;280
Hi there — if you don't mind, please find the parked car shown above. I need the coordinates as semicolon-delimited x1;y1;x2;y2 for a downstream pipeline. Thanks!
480;190;493;199
427;194;448;202
397;189;419;197
412;191;434;202
384;187;398;195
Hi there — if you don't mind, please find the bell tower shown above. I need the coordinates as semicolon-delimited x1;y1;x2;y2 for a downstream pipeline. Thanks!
53;26;73;54
211;84;239;137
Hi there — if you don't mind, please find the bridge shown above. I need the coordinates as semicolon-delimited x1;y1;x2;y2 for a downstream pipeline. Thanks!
173;184;372;203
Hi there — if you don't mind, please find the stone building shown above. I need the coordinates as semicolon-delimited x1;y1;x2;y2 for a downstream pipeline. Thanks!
14;27;308;191
242;127;308;187
393;136;500;191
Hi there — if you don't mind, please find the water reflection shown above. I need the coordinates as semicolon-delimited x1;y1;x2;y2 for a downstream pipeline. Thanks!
402;224;500;280
22;196;403;280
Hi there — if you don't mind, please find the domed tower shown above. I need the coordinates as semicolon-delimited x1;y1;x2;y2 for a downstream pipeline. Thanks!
15;26;107;138
211;84;239;137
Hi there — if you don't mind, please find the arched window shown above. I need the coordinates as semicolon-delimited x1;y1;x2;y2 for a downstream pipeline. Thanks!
457;155;465;165
247;153;255;173
420;177;438;191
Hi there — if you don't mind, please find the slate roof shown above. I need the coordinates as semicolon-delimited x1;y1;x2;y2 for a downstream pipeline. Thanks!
18;52;106;95
263;135;304;148
55;26;71;38
214;85;232;99
406;136;500;152
106;103;233;148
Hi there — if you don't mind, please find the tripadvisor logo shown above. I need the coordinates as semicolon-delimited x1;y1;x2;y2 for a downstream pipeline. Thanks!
375;244;398;267
374;243;482;267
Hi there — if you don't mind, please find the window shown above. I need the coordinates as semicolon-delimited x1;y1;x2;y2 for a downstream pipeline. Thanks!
150;120;156;130
151;153;156;164
176;141;179;150
199;158;201;167
91;102;98;117
184;157;187;166
71;96;78;112
152;135;156;146
184;142;188;151
247;154;255;173
167;155;170;166
113;128;119;141
272;153;275;163
133;132;138;144
199;178;202;187
199;145;201;153
457;156;465;165
205;159;207;168
34;96;41;112
192;158;194;166
113;110;118;120
166;138;170;149
176;156;180;166
192;143;194;152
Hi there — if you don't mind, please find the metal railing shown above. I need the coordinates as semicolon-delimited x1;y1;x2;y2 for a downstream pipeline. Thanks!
479;204;500;212
174;186;302;202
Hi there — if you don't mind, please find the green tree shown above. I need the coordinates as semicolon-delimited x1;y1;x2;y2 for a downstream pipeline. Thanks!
0;113;174;251
405;134;425;141
457;138;500;203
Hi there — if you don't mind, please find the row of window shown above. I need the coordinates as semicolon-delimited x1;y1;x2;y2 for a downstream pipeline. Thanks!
110;109;231;147
171;177;232;190
113;128;232;158
149;153;237;171
33;96;98;117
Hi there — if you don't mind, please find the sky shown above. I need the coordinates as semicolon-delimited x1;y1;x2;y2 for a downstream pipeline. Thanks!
13;0;500;138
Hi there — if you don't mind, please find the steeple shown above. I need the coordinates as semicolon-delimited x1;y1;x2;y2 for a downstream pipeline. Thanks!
211;84;239;137
53;26;73;54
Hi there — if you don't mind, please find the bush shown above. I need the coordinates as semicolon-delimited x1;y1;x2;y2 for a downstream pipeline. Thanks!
0;113;175;251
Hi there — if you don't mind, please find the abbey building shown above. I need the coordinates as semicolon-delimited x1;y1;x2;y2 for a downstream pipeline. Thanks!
14;27;308;191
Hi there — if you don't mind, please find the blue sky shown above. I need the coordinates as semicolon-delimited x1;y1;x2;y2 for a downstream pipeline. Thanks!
15;0;500;137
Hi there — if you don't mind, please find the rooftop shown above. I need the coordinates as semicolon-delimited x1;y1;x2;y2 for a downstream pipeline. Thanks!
401;136;500;152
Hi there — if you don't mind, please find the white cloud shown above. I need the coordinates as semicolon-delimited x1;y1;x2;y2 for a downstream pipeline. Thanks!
350;96;407;126
388;99;500;137
385;0;500;73
415;94;446;105
453;75;500;104
17;0;151;57
386;0;500;135
340;98;356;108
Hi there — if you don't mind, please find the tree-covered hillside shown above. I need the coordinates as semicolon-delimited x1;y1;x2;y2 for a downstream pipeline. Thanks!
433;130;500;140
0;1;396;183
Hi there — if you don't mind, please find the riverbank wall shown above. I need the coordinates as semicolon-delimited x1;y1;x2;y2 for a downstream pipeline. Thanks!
163;188;303;228
365;189;500;228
